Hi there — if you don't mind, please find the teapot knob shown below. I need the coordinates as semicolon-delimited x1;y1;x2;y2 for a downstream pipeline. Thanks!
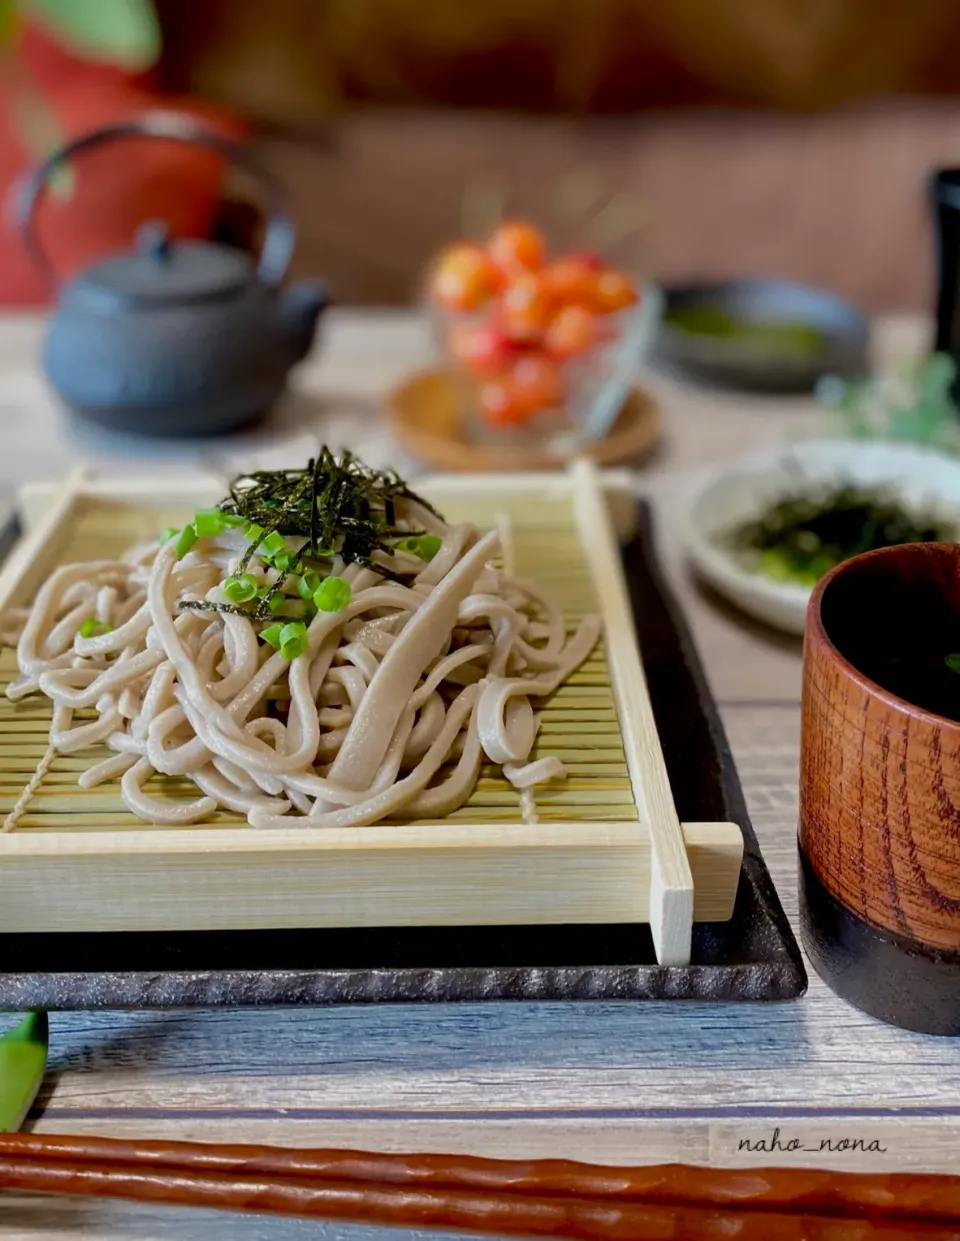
136;220;172;262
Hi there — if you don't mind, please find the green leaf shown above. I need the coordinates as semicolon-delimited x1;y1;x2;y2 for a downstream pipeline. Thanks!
0;1011;48;1132
25;0;161;71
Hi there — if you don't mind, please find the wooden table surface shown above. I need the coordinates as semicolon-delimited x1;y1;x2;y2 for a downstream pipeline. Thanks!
2;311;958;1241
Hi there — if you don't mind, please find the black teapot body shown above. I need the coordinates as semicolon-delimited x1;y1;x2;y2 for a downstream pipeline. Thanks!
20;115;328;437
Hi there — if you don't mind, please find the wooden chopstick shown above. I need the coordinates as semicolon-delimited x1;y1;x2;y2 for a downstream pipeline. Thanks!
2;1135;960;1238
2;1152;956;1240
4;1133;960;1219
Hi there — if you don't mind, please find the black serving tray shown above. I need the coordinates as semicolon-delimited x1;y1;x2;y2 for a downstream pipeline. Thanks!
0;502;806;1009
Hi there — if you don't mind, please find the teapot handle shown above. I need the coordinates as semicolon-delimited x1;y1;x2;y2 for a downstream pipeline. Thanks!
17;111;296;290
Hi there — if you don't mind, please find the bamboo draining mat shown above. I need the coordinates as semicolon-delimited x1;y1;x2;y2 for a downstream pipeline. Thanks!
0;494;633;830
0;467;743;960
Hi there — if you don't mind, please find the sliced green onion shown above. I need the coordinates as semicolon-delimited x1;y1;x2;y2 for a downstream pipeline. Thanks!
160;526;178;544
78;618;112;639
260;622;284;649
297;570;322;601
261;531;288;560
396;534;442;561
267;592;289;615
220;512;247;528
273;551;295;573
279;621;308;660
193;508;225;537
174;525;198;559
245;522;265;544
314;577;351;613
417;534;442;561
223;572;258;604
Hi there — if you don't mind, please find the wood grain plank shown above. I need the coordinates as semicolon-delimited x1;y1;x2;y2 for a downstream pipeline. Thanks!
1;312;958;1241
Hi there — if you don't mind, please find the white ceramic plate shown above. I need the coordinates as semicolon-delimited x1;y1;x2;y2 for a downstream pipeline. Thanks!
683;438;960;635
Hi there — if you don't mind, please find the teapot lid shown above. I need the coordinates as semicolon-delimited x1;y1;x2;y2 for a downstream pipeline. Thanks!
66;223;253;311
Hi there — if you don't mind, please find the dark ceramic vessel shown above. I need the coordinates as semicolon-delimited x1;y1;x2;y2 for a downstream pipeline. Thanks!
800;542;960;1034
19;115;328;436
653;279;868;393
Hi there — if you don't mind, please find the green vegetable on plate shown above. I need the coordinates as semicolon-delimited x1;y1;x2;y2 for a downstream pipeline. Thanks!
314;577;351;613
77;617;112;639
174;524;197;560
665;306;824;359
174;450;439;625
727;483;954;588
223;573;259;604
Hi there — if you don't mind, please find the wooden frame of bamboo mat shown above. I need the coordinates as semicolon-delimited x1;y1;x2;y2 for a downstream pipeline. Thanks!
388;370;661;471
0;461;740;966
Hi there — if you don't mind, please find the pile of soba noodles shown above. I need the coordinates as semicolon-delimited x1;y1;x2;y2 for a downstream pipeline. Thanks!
5;452;600;828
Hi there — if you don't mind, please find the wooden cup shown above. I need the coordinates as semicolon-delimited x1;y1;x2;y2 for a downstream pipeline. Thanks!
799;542;960;1034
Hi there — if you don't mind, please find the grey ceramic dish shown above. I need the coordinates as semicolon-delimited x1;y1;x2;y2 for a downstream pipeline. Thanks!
653;279;869;394
0;504;805;1009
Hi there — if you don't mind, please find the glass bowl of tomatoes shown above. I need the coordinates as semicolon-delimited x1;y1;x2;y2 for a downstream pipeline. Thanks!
425;221;659;456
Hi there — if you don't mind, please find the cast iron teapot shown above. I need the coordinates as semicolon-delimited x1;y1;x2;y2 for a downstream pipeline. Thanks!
19;113;329;437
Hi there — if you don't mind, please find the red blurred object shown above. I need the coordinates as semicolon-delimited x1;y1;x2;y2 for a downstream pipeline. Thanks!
509;351;564;411
0;23;246;306
487;221;545;276
429;242;502;312
585;268;638;313
541;256;600;308
499;272;552;341
544;303;597;358
431;219;643;433
448;318;516;377
477;374;526;426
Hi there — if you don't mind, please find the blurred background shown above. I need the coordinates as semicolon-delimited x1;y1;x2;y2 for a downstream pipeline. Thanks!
7;0;960;310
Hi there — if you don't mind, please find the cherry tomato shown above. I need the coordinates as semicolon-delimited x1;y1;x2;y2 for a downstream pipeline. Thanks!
540;256;597;306
545;304;597;359
499;274;552;342
488;221;546;275
429;244;501;311
510;352;564;411
587;268;638;313
478;376;529;426
447;319;515;377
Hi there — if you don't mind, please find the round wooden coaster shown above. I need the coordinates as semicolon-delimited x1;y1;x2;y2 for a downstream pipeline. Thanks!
387;369;661;471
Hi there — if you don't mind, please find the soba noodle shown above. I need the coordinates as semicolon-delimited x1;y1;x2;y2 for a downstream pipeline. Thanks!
4;457;601;830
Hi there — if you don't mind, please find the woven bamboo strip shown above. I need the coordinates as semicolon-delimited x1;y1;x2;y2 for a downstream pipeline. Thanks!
0;472;742;939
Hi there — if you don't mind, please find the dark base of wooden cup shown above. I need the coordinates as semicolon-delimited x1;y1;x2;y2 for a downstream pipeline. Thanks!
799;846;960;1036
